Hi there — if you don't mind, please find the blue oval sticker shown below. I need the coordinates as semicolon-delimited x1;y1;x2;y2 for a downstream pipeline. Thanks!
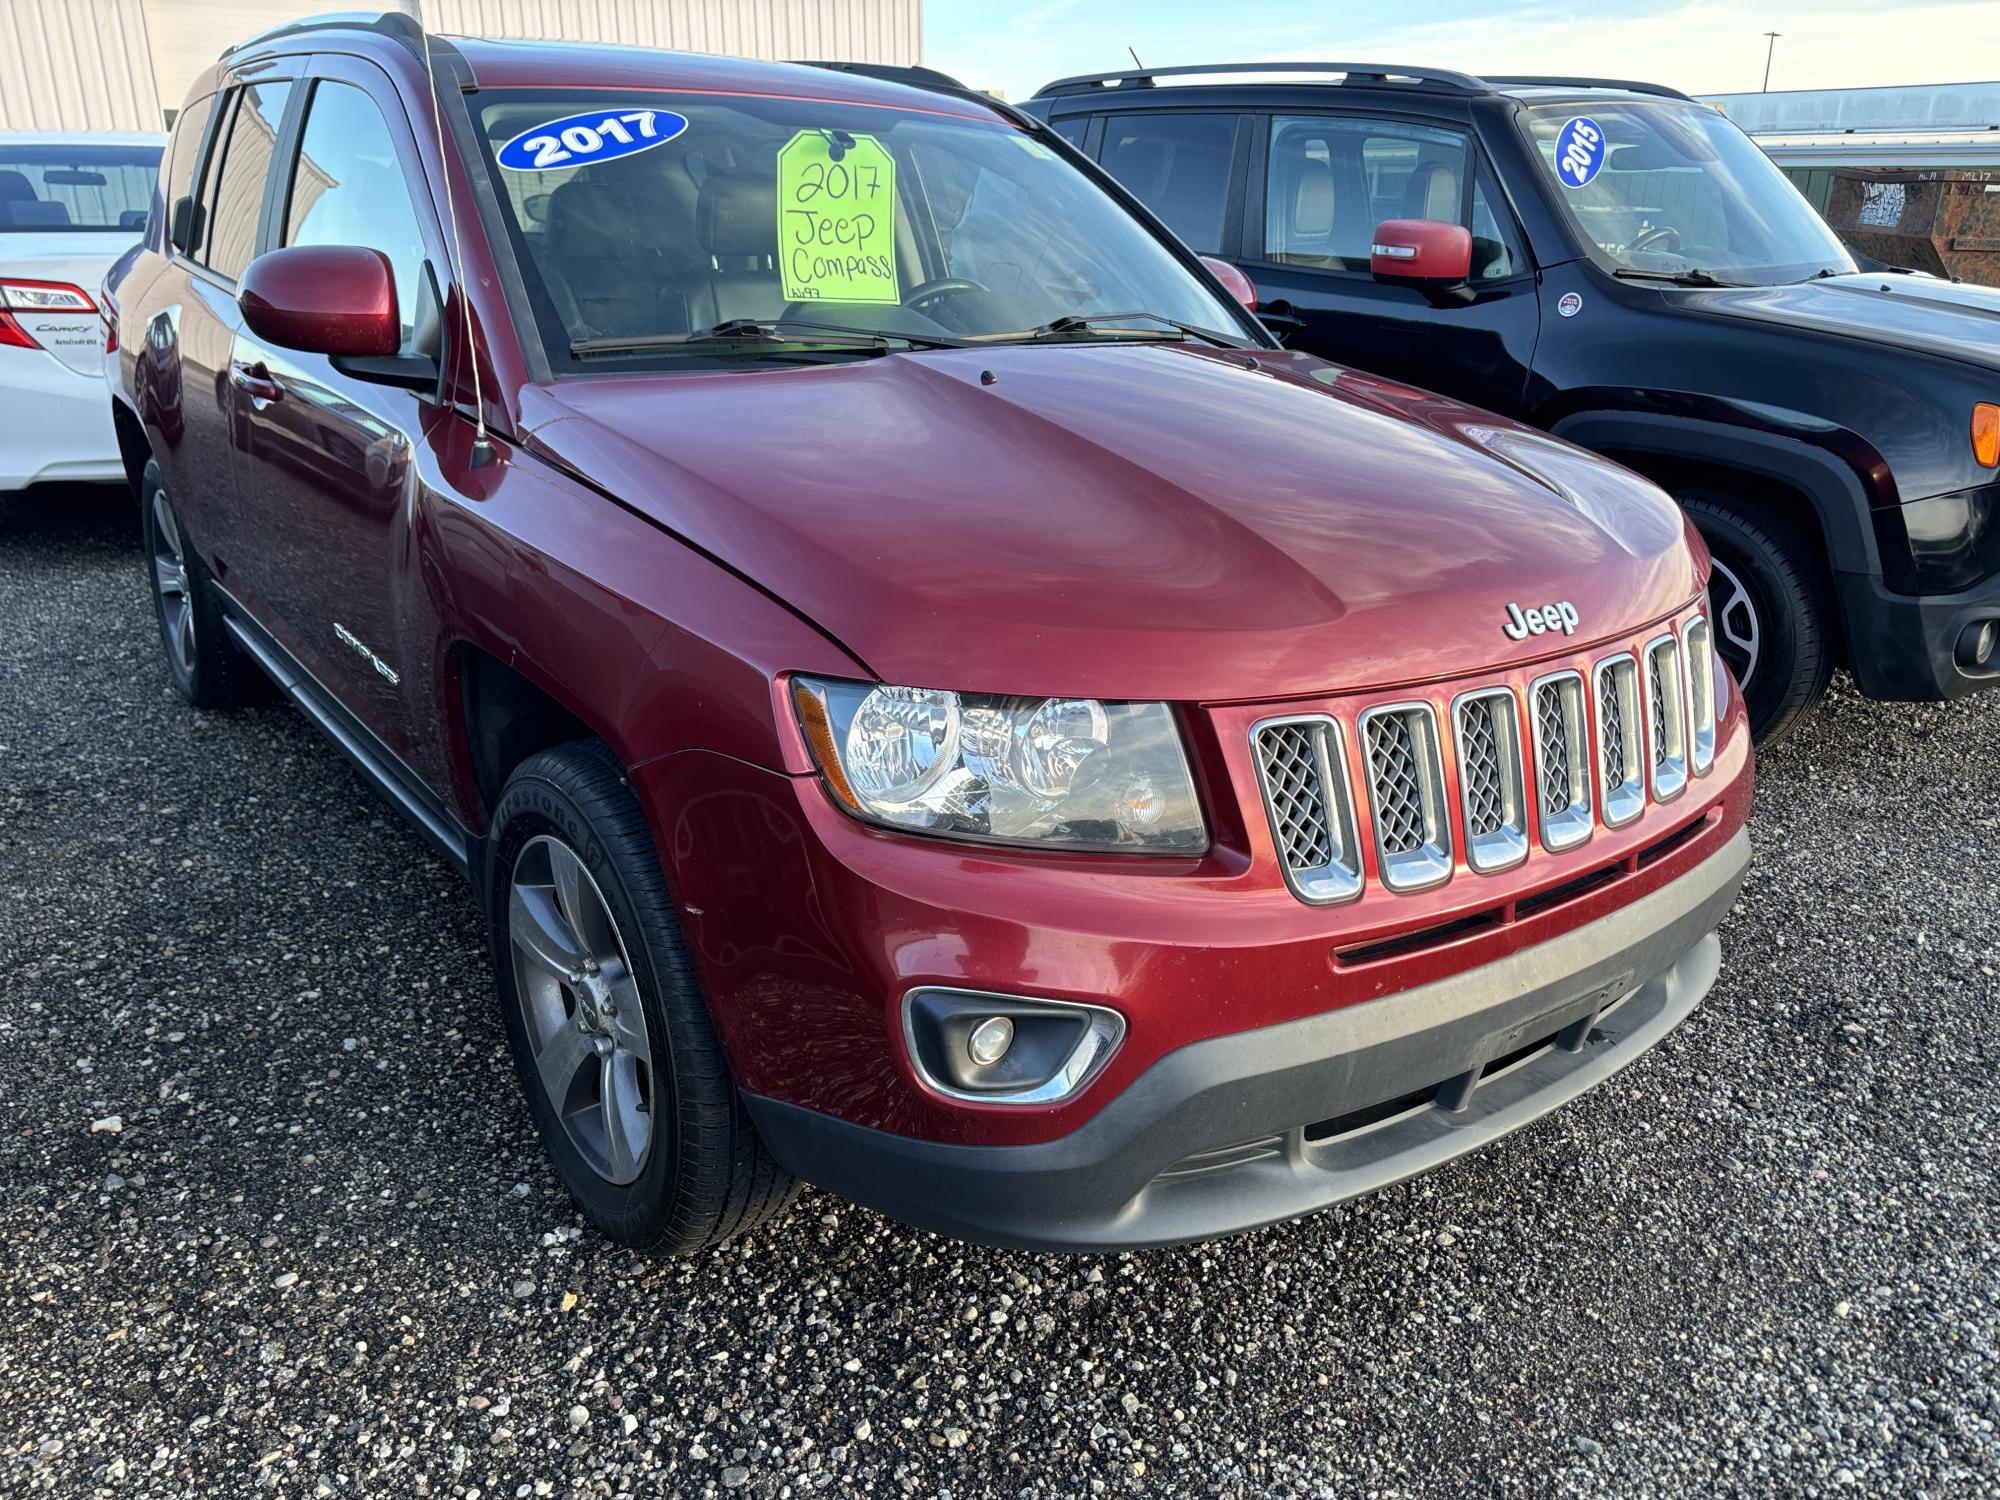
496;108;689;172
1553;116;1605;190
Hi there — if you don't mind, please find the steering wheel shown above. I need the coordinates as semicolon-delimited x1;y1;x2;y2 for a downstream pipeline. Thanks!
904;277;989;314
1629;223;1683;255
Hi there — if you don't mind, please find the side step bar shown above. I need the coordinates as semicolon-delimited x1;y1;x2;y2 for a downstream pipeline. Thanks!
219;602;474;880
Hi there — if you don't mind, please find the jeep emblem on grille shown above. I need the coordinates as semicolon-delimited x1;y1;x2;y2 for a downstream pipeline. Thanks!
1503;600;1580;640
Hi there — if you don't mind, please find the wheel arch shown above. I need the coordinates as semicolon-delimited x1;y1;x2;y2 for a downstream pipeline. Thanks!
111;395;152;498
453;643;608;828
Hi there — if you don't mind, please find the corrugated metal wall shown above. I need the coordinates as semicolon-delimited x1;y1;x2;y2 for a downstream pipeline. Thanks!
15;0;920;131
0;0;163;131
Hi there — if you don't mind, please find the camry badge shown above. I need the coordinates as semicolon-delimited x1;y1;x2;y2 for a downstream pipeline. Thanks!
1503;601;1580;640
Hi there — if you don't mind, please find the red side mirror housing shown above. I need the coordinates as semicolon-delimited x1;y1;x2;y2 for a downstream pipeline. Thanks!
1369;219;1473;287
238;245;400;358
1200;255;1258;312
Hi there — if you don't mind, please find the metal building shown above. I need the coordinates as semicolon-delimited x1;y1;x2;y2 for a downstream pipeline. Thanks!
0;0;924;130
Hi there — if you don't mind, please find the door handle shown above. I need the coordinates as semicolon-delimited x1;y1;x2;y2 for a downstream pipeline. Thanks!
229;359;284;406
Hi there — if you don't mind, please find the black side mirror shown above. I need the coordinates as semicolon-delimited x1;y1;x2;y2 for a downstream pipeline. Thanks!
168;195;203;254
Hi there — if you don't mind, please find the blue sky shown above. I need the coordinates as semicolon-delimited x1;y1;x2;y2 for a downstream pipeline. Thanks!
926;0;1995;102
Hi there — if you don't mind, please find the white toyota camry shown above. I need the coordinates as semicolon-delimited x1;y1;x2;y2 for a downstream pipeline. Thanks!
1;131;165;493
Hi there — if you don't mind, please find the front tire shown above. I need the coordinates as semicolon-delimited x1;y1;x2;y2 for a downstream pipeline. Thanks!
140;458;260;708
1679;489;1834;744
487;741;798;1252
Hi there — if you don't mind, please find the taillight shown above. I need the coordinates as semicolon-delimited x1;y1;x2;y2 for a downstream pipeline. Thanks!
0;278;98;353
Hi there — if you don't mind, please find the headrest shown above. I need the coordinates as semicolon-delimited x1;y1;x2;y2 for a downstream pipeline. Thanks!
546;181;645;259
698;172;773;259
1290;157;1333;240
0;170;37;204
2;201;70;227
1404;159;1459;221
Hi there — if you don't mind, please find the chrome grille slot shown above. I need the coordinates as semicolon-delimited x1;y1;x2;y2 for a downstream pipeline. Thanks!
1682;615;1716;773
1251;715;1362;905
1592;654;1645;827
1359;703;1452;891
1451;688;1527;874
1529;671;1593;852
1644;634;1690;801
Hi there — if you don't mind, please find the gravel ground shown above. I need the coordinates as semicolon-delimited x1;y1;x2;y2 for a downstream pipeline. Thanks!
2;483;1996;1500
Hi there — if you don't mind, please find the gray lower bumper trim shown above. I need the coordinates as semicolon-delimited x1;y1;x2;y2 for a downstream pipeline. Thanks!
748;828;1750;1252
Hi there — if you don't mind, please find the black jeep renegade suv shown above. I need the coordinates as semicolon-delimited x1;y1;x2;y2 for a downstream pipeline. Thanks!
1025;63;2000;741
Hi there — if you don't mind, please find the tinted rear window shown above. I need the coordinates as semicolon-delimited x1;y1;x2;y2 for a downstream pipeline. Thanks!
0;143;162;233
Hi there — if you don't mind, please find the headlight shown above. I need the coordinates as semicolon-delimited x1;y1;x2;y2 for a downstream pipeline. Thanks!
791;678;1206;853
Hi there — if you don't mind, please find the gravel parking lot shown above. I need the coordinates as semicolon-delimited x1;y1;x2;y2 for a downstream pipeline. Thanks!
2;484;1995;1499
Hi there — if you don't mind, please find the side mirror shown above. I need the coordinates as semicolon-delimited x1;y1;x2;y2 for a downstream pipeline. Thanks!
1370;219;1473;290
239;245;399;357
1199;255;1258;312
168;194;202;254
239;245;438;393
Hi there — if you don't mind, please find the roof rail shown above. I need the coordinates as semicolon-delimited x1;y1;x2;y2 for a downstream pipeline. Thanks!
1035;61;1485;99
1483;75;1694;102
220;9;424;62
794;59;1047;134
792;61;971;92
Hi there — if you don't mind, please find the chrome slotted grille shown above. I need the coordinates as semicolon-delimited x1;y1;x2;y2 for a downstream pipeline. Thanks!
1252;623;1708;903
1644;635;1690;801
1530;673;1593;852
1593;655;1645;827
1251;716;1362;905
1453;689;1528;874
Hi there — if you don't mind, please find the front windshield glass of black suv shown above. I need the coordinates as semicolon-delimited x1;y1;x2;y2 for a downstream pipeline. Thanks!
1518;100;1856;285
472;90;1257;365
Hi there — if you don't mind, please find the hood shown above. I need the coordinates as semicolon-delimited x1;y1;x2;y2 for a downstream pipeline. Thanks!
0;230;139;377
519;344;1696;703
1685;271;2000;373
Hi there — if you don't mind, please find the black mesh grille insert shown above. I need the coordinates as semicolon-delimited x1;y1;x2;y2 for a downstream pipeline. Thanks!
1458;697;1505;838
1365;712;1427;855
1535;681;1572;816
1256;722;1334;872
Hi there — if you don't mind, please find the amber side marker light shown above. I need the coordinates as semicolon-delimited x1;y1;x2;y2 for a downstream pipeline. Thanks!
790;679;863;813
1975;403;2000;469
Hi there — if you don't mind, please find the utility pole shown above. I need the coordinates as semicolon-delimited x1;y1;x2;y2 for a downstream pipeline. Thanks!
1762;31;1781;91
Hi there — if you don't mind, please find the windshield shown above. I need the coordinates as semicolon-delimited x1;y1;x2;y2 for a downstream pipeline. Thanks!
1518;100;1855;285
0;142;161;233
472;90;1255;365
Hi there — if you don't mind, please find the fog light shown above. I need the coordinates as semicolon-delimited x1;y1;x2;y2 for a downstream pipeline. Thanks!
902;988;1126;1104
1958;619;1998;671
967;1016;1014;1066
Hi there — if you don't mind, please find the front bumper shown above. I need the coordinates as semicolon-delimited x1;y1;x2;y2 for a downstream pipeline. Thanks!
1839;566;2000;701
746;825;1750;1252
0;347;123;491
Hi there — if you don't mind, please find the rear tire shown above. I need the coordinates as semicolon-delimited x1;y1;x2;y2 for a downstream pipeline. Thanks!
140;458;261;708
487;740;799;1252
1679;488;1833;745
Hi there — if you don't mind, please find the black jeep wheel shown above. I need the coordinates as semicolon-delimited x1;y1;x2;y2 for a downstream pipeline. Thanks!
1679;488;1834;744
139;459;263;708
486;740;799;1252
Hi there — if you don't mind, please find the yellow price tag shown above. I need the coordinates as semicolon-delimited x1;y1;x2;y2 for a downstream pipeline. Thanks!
776;130;899;305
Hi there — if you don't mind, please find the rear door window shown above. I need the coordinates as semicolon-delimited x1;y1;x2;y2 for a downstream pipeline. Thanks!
199;79;293;281
1097;112;1239;253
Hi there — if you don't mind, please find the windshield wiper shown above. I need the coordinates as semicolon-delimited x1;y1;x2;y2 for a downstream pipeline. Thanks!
1611;268;1741;288
993;311;1247;349
570;318;974;358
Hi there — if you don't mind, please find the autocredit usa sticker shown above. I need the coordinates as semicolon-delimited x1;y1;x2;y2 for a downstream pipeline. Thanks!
1558;290;1584;318
1553;116;1606;189
496;108;688;172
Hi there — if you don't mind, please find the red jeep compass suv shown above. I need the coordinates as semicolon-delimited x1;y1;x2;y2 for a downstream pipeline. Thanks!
108;16;1752;1253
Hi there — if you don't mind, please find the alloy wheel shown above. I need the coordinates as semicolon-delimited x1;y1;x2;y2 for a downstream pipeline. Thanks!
1707;555;1761;692
507;835;655;1185
151;487;196;678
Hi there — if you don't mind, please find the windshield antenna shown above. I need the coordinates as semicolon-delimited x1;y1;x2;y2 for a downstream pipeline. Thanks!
417;10;493;468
